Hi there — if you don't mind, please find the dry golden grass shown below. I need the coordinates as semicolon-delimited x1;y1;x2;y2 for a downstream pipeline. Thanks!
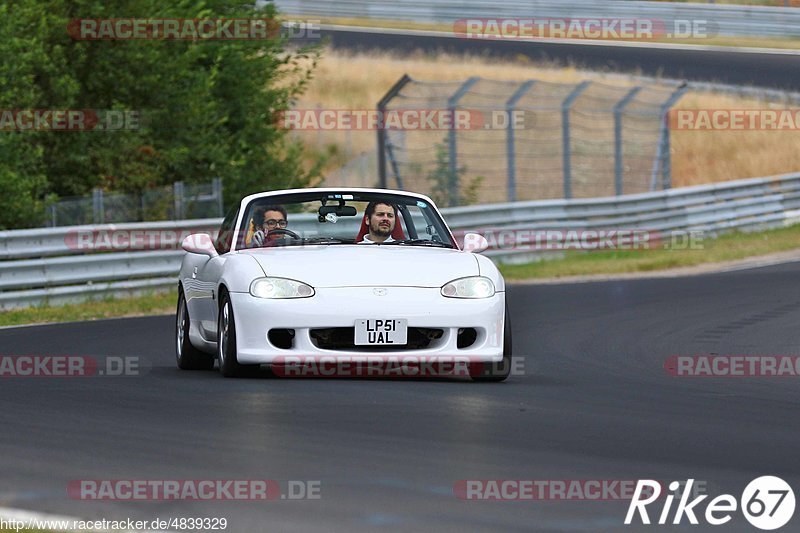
292;49;800;191
299;49;631;108
671;92;800;186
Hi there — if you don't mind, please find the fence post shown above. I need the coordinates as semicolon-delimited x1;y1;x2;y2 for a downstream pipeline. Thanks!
650;83;688;191
614;86;643;196
92;188;104;224
213;177;223;216
376;74;412;189
173;181;184;220
385;140;404;189
561;81;591;199
505;80;536;203
447;77;480;206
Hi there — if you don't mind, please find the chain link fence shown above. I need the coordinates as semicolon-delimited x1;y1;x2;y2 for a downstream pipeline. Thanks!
44;178;224;227
377;76;687;206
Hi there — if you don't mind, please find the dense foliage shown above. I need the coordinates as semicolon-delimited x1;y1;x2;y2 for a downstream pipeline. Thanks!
0;0;320;229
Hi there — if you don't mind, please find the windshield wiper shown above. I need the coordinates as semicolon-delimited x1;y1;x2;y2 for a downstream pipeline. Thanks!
388;239;454;248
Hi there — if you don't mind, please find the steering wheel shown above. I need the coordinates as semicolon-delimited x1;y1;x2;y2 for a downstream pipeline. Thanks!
267;228;300;239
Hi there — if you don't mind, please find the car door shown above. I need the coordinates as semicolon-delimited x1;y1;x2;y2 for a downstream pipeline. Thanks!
193;206;238;342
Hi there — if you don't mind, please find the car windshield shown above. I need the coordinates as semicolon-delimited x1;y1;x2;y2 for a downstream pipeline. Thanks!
235;191;456;250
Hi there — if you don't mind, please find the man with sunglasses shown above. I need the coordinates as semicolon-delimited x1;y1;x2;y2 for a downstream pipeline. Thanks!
250;205;288;246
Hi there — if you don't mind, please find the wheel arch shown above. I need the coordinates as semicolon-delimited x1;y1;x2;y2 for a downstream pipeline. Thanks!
217;282;231;309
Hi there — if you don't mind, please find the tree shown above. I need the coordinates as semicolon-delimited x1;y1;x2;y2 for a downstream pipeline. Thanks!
0;0;321;229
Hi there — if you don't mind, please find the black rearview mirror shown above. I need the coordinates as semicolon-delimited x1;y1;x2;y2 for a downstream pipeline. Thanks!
318;205;357;217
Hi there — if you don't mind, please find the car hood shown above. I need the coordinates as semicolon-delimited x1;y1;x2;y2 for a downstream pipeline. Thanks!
242;245;478;288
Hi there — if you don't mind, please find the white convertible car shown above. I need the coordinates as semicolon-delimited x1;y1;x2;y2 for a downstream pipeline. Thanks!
176;188;511;381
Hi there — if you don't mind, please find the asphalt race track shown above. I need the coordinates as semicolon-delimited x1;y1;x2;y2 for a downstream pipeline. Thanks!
2;262;800;532
324;27;800;91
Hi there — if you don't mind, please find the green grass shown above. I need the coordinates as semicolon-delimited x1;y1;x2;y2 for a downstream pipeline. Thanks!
499;223;800;280
0;291;175;328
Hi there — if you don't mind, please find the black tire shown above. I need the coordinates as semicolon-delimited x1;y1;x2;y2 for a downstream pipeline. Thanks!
176;288;215;370
217;290;249;378
471;303;512;382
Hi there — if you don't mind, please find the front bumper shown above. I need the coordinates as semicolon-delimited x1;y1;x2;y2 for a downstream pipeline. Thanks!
230;287;505;364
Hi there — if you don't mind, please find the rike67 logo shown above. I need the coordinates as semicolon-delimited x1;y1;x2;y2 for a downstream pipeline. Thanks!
625;477;795;530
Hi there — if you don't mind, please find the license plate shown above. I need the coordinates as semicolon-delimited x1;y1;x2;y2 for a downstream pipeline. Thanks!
354;319;408;346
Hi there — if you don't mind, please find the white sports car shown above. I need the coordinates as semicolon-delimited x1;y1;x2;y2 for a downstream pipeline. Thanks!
176;188;511;381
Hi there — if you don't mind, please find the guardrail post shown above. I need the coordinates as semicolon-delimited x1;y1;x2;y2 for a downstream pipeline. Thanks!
447;77;480;206
376;74;412;189
650;83;688;191
173;181;185;220
92;188;104;224
561;81;591;199
505;80;536;202
614;86;643;196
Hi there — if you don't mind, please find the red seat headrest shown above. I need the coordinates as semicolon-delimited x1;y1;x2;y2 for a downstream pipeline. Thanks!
356;213;405;241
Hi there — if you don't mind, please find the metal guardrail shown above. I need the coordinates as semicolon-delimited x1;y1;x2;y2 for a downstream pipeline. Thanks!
0;218;221;308
1;173;800;309
274;0;800;38
0;219;222;261
450;172;800;262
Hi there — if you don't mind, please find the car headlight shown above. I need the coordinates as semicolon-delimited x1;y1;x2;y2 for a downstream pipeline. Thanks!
441;276;495;299
250;278;315;299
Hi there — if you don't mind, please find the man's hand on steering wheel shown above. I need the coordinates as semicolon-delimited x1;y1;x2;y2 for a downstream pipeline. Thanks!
252;227;300;247
267;228;300;239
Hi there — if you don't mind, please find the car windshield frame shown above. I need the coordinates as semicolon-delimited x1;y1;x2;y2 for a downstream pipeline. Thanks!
230;190;457;252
